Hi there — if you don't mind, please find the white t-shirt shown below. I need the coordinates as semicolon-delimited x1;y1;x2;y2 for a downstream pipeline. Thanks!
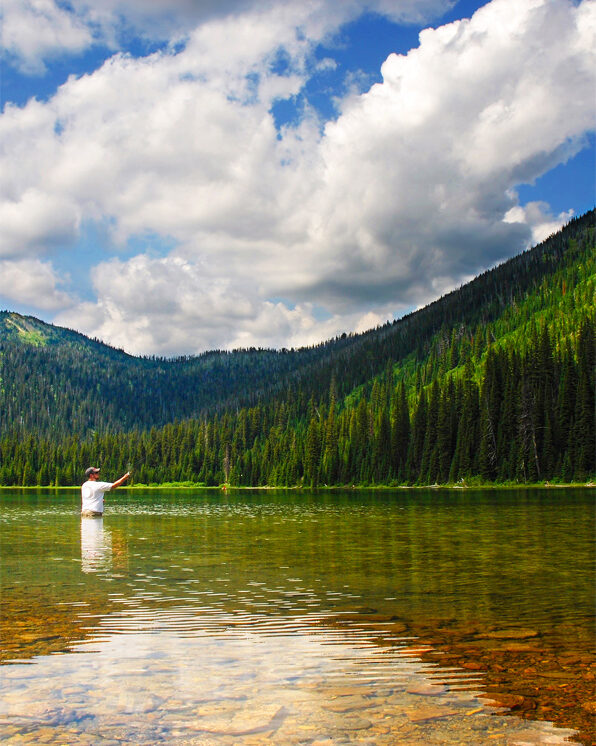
81;480;113;513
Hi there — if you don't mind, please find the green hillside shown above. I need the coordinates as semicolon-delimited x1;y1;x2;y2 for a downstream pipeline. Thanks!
0;210;594;487
0;311;360;435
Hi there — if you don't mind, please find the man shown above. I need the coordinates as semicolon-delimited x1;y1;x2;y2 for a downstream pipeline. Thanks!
81;467;131;517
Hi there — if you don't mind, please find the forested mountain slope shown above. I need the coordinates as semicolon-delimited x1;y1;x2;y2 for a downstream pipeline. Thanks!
0;311;357;434
0;209;594;486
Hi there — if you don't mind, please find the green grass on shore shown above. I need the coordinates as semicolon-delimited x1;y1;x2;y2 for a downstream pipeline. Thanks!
1;480;594;491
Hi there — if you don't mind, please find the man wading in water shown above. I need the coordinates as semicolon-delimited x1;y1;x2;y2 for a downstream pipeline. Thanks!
81;467;131;517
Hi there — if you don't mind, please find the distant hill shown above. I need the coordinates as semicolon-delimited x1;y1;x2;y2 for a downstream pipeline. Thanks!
0;311;132;356
1;209;594;486
0;309;356;435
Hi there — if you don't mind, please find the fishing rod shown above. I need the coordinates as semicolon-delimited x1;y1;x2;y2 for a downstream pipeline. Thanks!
127;455;144;472
124;455;145;484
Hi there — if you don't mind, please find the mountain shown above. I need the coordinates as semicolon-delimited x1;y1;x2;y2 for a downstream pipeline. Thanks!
0;209;594;486
0;309;357;435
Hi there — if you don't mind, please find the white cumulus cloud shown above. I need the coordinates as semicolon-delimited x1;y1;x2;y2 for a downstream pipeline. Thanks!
283;0;595;309
2;0;451;75
54;253;358;355
505;201;576;244
0;0;594;354
1;0;93;74
0;258;73;310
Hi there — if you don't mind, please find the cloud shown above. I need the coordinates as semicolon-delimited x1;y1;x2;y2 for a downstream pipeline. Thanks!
54;254;357;355
1;0;594;354
0;189;80;258
504;201;576;245
1;0;92;75
290;0;595;305
0;258;73;310
2;0;451;76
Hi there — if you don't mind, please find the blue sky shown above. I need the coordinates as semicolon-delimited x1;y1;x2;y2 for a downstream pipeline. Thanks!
1;0;594;355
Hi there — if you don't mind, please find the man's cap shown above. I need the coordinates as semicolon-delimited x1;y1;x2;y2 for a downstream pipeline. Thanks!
85;467;100;478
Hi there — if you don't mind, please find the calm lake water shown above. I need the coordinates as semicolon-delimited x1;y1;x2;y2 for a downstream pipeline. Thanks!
1;488;594;745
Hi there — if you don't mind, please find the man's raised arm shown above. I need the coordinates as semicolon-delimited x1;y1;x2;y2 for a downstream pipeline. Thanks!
110;471;131;490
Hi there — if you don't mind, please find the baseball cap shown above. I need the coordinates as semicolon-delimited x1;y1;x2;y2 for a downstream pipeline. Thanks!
85;467;100;478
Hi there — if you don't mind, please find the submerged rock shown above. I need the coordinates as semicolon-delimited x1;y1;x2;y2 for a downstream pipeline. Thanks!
406;705;459;723
483;628;539;640
406;682;447;696
483;693;526;709
339;716;373;731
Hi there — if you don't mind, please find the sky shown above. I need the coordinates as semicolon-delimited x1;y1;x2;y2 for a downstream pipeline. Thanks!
0;0;594;357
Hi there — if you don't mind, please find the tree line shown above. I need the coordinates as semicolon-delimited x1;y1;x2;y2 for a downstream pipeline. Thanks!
1;312;592;488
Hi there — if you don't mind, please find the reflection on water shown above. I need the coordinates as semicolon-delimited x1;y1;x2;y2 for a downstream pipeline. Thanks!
0;609;579;745
80;518;112;573
0;488;594;744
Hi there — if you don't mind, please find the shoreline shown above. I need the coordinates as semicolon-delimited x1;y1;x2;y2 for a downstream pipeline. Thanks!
1;482;594;491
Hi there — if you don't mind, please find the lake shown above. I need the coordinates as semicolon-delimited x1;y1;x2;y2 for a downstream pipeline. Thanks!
1;488;594;744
